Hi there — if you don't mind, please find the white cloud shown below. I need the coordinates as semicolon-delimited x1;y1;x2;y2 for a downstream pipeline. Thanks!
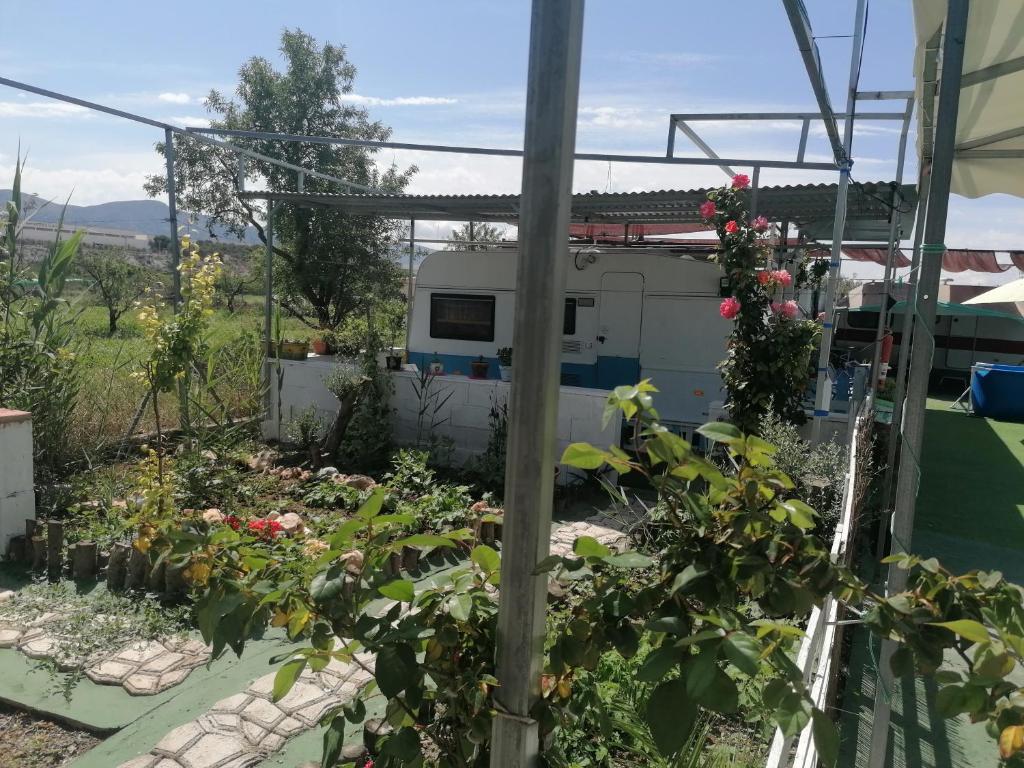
0;101;91;119
339;94;458;107
167;115;211;128
157;92;191;104
578;106;660;131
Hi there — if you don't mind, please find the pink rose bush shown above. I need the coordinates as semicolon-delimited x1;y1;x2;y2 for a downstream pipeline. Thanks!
699;200;716;218
752;215;769;232
724;220;739;234
719;296;741;320
731;173;750;189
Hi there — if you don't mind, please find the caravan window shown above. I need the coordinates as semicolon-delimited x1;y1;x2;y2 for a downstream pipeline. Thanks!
430;293;496;341
563;298;577;335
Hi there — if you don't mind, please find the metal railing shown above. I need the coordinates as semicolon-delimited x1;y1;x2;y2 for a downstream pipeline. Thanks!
766;393;874;768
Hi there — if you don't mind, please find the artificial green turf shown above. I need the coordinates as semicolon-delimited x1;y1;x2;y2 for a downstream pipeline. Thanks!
911;397;1024;577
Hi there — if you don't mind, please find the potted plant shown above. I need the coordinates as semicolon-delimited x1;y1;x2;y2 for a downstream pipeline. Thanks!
428;354;444;375
311;330;336;356
497;347;512;382
385;341;404;371
470;355;490;379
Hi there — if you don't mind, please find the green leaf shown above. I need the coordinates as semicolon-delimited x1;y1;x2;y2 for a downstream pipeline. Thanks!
722;632;762;677
928;619;990;644
646;616;689;635
379;579;416;603
355;488;385;520
448;592;473;622
328;518;365;550
392;534;455;550
601;551;654;569
812;709;840;768
382;726;422;761
273;657;307;702
671;564;709;594
637;645;681;683
783;499;817;531
375;643;417;698
561;442;611;469
573;536;611;558
321;715;346;768
693;667;738;713
775;691;812;737
471;544;501;574
646;678;697;756
684;650;718;698
697;421;743;445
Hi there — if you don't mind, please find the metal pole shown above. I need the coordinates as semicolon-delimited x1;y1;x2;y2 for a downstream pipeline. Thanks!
490;1;584;765
749;166;761;218
869;98;915;386
164;128;181;308
262;201;275;423
868;4;969;767
406;219;415;357
880;167;930;522
811;0;866;442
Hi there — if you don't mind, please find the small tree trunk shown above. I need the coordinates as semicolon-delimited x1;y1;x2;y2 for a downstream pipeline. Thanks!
108;307;119;336
314;378;370;469
107;543;131;591
31;537;46;570
72;541;98;580
46;520;63;583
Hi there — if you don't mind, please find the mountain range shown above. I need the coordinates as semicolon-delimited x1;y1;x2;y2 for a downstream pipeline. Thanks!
0;190;260;244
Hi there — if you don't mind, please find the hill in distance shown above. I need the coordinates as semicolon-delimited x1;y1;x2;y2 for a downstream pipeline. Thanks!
0;190;260;244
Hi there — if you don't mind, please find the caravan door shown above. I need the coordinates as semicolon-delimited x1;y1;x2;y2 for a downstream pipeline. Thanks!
597;272;644;388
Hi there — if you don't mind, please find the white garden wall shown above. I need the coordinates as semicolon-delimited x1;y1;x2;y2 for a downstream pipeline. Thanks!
0;409;34;554
261;359;621;478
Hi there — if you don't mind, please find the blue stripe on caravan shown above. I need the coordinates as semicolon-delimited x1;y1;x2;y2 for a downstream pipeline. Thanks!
823;322;833;329
407;350;603;387
814;409;830;417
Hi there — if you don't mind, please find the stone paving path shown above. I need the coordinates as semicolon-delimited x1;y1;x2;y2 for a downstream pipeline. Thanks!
0;612;208;695
548;515;630;557
117;650;375;768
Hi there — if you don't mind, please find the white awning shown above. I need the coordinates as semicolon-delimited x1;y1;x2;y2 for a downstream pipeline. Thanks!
913;1;1024;199
963;277;1024;305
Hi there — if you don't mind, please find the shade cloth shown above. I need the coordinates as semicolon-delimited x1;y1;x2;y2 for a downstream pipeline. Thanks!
971;364;1024;421
852;300;1024;323
963;277;1024;305
843;247;912;268
914;2;1024;199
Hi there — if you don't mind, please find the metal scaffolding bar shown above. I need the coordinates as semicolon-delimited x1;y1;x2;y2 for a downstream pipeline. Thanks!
781;0;848;162
869;97;915;386
868;3;970;766
0;76;373;192
672;120;736;177
811;0;867;441
490;0;584;764
262;201;276;424
191;127;837;171
164;128;181;308
960;53;1024;87
669;111;904;121
406;219;415;355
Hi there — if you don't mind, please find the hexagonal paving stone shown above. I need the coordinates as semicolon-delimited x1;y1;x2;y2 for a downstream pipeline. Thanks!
240;697;285;731
86;659;135;684
210;693;251;714
154;721;205;756
177;732;253;768
0;627;23;647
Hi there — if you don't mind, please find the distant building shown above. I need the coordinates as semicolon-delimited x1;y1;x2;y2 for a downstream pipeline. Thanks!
19;221;150;250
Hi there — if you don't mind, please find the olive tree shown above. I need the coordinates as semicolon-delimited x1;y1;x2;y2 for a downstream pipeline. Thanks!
77;250;152;335
145;28;416;331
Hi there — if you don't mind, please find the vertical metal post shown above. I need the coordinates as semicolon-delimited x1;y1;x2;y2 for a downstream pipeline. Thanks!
236;156;247;192
406;219;415;357
880;168;930;520
164;128;181;308
262;201;276;423
868;4;969;767
469;221;475;243
666;118;677;157
749;166;761;218
869;98;915;386
297;172;305;193
490;1;584;765
811;0;867;442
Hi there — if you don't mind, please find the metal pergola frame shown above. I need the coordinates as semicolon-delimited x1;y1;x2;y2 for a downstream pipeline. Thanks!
0;3;922;764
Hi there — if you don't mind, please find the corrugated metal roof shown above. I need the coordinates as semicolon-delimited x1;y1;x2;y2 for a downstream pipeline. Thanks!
238;182;917;241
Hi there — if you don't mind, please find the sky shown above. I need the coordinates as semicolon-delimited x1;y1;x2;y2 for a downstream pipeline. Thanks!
0;0;1020;285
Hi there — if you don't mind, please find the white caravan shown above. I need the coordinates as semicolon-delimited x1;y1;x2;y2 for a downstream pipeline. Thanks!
406;247;733;426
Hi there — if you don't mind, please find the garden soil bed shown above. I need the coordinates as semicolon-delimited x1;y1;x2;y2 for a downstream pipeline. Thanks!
0;703;99;768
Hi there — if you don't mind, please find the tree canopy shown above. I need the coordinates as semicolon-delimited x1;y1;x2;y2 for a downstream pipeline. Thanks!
145;28;416;330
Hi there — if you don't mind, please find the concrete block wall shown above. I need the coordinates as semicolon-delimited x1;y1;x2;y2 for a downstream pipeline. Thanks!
0;409;35;554
261;359;621;479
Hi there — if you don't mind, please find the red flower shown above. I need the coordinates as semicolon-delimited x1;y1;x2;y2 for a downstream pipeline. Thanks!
247;519;283;538
731;174;750;189
224;515;241;531
699;200;716;219
719;297;741;320
724;220;739;234
773;269;793;287
752;215;769;232
757;271;772;286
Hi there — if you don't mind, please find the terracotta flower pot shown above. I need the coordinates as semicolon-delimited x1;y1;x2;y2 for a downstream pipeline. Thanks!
311;338;329;355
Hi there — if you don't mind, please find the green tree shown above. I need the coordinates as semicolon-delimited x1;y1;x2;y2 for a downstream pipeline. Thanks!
445;221;505;251
215;248;261;313
144;28;415;331
150;234;171;252
77;250;151;335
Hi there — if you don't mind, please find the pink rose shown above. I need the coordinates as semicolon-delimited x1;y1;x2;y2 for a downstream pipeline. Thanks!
781;300;799;319
724;220;739;234
699;200;716;219
771;301;782;314
773;269;793;287
719;296;741;320
757;271;772;286
817;312;826;322
752;215;769;232
732;174;750;189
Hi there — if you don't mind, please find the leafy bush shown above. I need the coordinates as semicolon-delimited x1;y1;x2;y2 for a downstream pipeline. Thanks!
335;358;395;473
758;410;846;535
471;397;508;498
